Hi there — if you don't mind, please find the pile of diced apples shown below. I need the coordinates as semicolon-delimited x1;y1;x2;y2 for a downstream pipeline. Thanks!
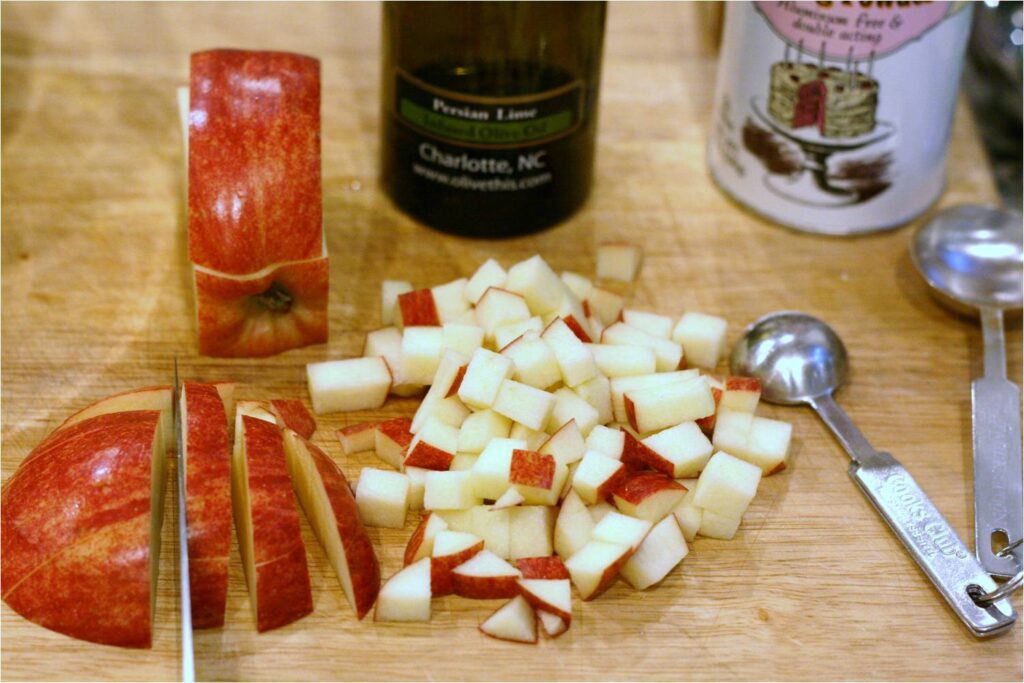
308;245;792;644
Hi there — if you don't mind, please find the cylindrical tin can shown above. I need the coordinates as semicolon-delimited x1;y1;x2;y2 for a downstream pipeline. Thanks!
708;1;974;235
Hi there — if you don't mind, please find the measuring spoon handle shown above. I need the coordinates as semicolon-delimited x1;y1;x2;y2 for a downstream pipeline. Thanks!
810;394;1016;637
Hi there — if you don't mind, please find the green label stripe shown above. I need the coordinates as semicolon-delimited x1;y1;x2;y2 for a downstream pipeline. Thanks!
399;99;573;145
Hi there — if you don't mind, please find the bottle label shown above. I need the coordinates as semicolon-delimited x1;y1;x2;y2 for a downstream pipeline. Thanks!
394;69;583;148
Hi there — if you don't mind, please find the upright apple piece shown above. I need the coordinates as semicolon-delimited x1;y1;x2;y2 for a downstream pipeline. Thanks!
509;506;556;559
494;316;545;350
451;550;522;599
492;379;555;432
692;451;761;520
564;541;632;600
401;326;445;386
457;409;512;454
381;280;413;325
364;326;423;397
479;595;538;644
355;468;410;528
500;332;562;390
711;410;793;475
2;410;165;647
398;289;441;327
232;415;313;632
465;258;508;303
672;312;728;370
721;376;762;413
619;427;657;472
671;487;703;543
505;254;565;315
375;558;432;623
405;467;429;510
586;287;625;326
55;385;174;453
458;348;514;410
711;408;754;458
602;322;684;372
469;505;513;559
695;379;723;435
431;278;470;323
374;417;414;469
621;310;673;339
442;323;485;357
640;422;714;478
269;398;316;439
591;511;653;550
411;350;469;433
475;287;532;340
624;377;715;434
430;530;485;596
554;490;595;559
538;609;570;638
611;472;687;521
541;318;598;388
337;422;376;454
539;419;587;467
188;51;327;357
620;515;689;590
560;271;593;301
404;418;458;471
283;431;380;619
306;357;391;414
573;375;614;426
587;344;657;378
423;471;480;511
571;451;627;504
698;508;743;540
586;425;625;460
470;437;526;500
596;243;643;282
181;382;232;629
610;370;700;423
404;511;449;565
491;487;526;510
548;388;600;437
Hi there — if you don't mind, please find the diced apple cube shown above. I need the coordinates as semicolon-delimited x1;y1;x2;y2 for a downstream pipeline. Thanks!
470;505;512;559
475;287;532;339
620;515;688;590
451;550;522;600
640;421;713;477
571;451;627;504
610;370;700;423
492;379;555;432
457;409;512;454
611;472;687;521
405;467;429;510
430;530;485;596
465;258;508;304
458;348;514;410
588;500;616;523
565;540;632;600
402;326;447;386
355;468;409;528
306;357;392;414
711;408;755;456
336;422;376;454
672;312;728;370
404;511;449;565
542;318;598;388
625;377;715;434
404;418;458;471
596;243;643;283
375;557;431;622
374;417;413;469
548;388;600;437
381;280;413;326
363;326;421;396
585;425;625;460
621;310;673;339
422;395;471;429
588;343;658;378
573;375;613;425
554;489;594;559
672;486;702;542
746;416;792;475
560;271;594;301
692;451;761;520
586;287;624;326
411;350;469;433
398;289;441;327
602;322;684;372
505;255;565;315
698;508;742;540
494;316;544;350
591;511;653;550
538;419;586;467
508;506;556;559
500;332;562;389
470;437;527;500
424;470;480;511
721;376;762;413
509;422;548;450
442;323;485;358
479;595;537;643
431;278;470;323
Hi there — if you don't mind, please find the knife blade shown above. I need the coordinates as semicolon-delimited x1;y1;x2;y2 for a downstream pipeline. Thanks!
174;359;196;683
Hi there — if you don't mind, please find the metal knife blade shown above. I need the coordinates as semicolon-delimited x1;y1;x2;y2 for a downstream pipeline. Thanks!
174;359;196;683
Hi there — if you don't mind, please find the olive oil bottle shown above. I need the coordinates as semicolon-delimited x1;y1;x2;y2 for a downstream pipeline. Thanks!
380;1;607;237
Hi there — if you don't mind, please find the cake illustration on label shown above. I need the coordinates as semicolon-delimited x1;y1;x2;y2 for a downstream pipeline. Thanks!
768;62;878;139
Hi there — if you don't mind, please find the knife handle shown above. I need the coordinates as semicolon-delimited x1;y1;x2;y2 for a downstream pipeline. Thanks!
849;451;1016;638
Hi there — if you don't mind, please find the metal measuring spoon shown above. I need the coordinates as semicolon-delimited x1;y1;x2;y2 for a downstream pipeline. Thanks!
912;205;1023;578
732;311;1016;637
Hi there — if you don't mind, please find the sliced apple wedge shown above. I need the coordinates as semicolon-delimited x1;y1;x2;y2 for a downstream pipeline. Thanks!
2;410;165;648
479;595;537;644
517;579;571;624
431;530;485;596
538;609;570;638
283;431;380;619
375;558;432;623
611;471;687;521
269;398;316;439
232;415;313;632
404;511;449;565
452;550;522;599
55;385;174;453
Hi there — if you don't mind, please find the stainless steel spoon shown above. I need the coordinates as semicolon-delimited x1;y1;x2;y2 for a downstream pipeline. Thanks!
732;311;1016;637
912;205;1023;579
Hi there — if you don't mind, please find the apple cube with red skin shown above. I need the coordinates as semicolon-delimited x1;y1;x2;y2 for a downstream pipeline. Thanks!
611;472;687;521
458;348;514;410
374;417;413;470
306;357;391;415
375;557;432;622
624;377;715;434
451;550;522;599
539;419;587;467
411;350;468;433
181;382;233;629
571;451;627;504
269;399;316;439
620;515;689;590
404;512;449;565
355;468;410;528
283;431;380;619
541;318;598;388
564;540;633;600
2;410;166;647
505;254;565;315
479;595;537;644
492;379;555;432
591;511;653;550
692;451;761;521
610;370;700;423
381;280;413;325
233;415;313;632
517;578;571;626
721;376;762;413
672;312;728;370
640;421;713;478
397;289;441;327
596;243;643;283
470;437;526;500
337;422;376;455
602;322;684;372
515;556;570;580
619;427;658;472
475;287;532;339
431;530;485;596
364;326;423;397
404;418;458;471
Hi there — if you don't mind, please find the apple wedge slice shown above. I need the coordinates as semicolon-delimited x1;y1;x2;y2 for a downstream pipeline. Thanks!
270;399;316;439
610;471;687;521
180;382;232;629
375;558;432;622
54;385;174;453
232;415;313;631
479;595;538;644
2;410;166;648
517;579;572;623
430;530;485;596
283;431;381;619
451;550;522;599
538;609;570;638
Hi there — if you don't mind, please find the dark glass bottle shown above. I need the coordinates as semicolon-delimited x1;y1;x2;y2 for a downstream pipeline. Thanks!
380;1;607;237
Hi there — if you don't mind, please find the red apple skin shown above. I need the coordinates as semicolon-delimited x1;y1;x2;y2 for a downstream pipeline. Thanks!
431;541;485;597
594;463;629;503
726;376;762;393
403;512;436;566
583;548;634;601
398;289;441;327
446;365;468;398
193;257;328;358
299;435;381;619
404;442;454;471
183;382;232;629
514;556;569;580
269;399;316;439
619;428;655;472
2;410;163;648
611;471;686;505
56;385;172;433
188;50;322;275
377;417;413;448
696;387;722;435
452;572;521;600
562;315;593;343
517;580;572;622
240;416;313;632
510;450;555;490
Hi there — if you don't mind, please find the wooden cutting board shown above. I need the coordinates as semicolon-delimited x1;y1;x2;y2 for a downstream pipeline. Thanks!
2;3;1021;680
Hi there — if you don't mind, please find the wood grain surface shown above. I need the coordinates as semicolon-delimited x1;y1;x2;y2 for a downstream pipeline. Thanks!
2;3;1021;681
